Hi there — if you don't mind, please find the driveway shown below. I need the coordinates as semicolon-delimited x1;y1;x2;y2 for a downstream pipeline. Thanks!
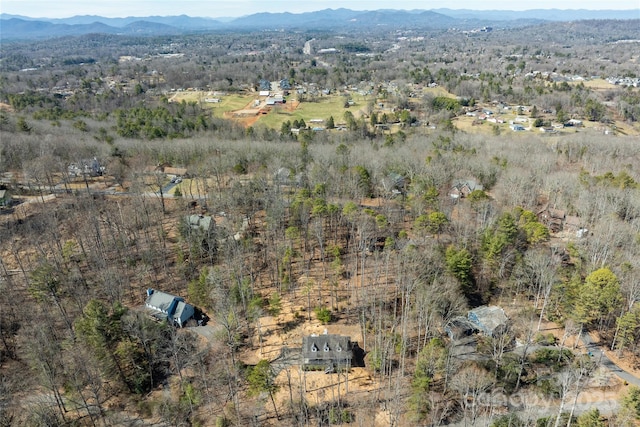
186;323;221;341
581;332;640;387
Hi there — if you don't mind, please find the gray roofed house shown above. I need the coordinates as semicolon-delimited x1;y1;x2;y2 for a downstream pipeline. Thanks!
145;289;194;327
187;214;213;233
445;316;478;340
468;306;508;337
382;173;408;196
266;95;284;105
302;334;353;372
450;179;484;199
184;215;217;250
68;158;105;177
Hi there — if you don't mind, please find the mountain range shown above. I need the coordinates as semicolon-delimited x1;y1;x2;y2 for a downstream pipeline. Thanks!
1;8;639;41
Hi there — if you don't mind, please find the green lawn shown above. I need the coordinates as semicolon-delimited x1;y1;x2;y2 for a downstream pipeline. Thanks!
213;95;255;114
169;91;254;115
258;94;372;129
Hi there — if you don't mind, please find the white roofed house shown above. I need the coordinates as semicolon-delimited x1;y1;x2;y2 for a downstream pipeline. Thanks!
266;95;285;105
145;289;194;327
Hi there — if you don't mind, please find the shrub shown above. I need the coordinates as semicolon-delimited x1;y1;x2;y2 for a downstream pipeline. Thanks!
534;333;556;345
531;348;573;369
492;414;525;427
314;306;332;324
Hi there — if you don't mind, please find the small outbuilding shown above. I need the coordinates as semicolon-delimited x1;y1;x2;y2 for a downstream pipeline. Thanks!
145;289;194;327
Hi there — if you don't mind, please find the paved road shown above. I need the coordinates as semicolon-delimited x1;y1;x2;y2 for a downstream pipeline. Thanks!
581;332;640;387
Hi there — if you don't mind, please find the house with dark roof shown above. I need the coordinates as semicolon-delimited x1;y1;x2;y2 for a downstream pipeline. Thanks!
537;204;566;233
302;334;353;372
259;79;271;91
444;316;478;340
382;172;409;196
279;78;291;90
145;289;194;327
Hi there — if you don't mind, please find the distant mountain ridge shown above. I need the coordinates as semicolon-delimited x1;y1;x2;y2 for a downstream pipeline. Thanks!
1;8;639;40
432;8;640;21
0;18;185;39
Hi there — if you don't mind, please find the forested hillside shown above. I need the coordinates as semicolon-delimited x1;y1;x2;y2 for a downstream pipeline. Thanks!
1;17;639;427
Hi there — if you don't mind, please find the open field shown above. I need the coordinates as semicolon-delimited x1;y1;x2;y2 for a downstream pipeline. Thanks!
570;78;618;90
166;89;380;128
165;86;640;137
169;90;255;115
261;96;357;128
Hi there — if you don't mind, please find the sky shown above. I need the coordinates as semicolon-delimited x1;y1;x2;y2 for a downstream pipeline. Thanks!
2;0;639;19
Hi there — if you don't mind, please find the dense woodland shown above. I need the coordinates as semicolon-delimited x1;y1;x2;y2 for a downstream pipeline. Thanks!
1;17;640;427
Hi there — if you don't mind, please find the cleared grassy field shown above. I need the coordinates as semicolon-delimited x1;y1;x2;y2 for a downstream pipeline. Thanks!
569;78;617;90
166;87;640;136
258;94;373;128
213;95;255;114
169;91;255;115
170;177;221;198
422;86;458;98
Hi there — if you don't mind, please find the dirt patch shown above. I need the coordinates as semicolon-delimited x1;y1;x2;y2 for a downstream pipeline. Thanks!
231;287;389;425
224;99;300;128
282;100;300;112
243;298;364;366
237;114;261;128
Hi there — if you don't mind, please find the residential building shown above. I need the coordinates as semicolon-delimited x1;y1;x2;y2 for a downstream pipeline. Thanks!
302;334;353;372
145;289;194;327
450;179;484;199
468;306;508;337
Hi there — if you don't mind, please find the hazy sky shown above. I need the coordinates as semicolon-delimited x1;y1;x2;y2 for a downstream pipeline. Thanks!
2;0;639;18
